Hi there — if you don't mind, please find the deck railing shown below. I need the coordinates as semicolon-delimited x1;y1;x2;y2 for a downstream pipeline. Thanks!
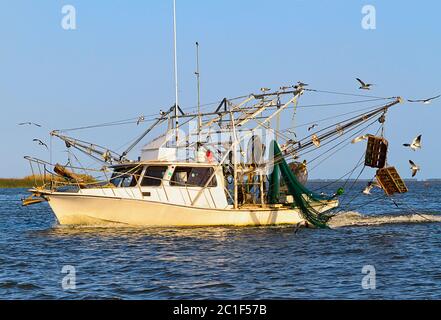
24;156;220;208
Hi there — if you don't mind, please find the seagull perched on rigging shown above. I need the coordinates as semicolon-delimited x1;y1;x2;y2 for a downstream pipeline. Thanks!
351;134;370;144
18;122;41;127
378;114;386;124
33;139;48;149
294;81;308;90
102;150;112;162
408;95;441;105
136;116;145;126
308;124;318;131
356;78;374;90
286;129;297;138
312;134;321;148
409;160;421;178
403;135;422;151
362;181;382;195
336;124;344;136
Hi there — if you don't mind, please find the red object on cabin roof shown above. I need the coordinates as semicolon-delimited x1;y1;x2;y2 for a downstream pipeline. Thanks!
206;150;214;163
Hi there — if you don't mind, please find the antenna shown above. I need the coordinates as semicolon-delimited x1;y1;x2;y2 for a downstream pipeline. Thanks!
173;0;179;143
195;41;201;145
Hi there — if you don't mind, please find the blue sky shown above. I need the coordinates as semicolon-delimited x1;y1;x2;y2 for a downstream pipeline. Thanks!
0;0;440;179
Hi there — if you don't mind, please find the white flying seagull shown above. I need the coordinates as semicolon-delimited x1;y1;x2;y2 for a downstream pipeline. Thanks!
409;160;421;178
408;95;440;105
363;181;382;195
356;78;374;90
33;139;48;149
403;135;422;151
260;87;271;93
18;122;42;127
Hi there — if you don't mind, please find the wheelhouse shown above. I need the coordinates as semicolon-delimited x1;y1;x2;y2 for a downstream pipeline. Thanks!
104;162;228;209
109;163;220;189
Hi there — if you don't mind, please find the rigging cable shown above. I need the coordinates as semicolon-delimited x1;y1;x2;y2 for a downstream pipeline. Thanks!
388;197;435;223
305;88;393;100
330;125;383;214
307;119;380;169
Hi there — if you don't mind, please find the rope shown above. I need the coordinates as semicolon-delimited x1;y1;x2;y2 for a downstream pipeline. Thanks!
305;88;393;100
282;103;389;133
331;125;382;213
295;98;392;109
330;166;368;216
308;120;380;169
295;116;380;159
329;194;387;217
309;161;364;193
57;118;157;133
56;96;391;134
388;197;435;223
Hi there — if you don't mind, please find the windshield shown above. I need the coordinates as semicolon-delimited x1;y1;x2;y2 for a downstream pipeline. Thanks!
110;166;143;187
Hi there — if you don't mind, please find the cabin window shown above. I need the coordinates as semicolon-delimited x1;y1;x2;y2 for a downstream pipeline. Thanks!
170;167;217;187
129;167;144;187
110;173;123;187
110;166;143;187
141;166;168;187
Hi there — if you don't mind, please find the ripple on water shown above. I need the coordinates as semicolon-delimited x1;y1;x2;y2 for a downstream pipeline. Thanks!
1;186;441;299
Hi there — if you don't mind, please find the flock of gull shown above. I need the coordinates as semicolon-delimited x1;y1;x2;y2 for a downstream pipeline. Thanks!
261;78;436;196
18;78;438;189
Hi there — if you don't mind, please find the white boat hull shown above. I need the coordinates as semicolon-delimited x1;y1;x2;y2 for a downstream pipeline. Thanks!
43;192;338;227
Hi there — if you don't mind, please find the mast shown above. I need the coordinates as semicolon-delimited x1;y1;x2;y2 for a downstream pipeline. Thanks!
195;41;201;145
173;0;179;143
229;111;239;209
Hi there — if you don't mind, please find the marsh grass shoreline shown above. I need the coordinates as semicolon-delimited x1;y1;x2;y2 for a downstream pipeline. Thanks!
0;178;42;188
0;173;95;189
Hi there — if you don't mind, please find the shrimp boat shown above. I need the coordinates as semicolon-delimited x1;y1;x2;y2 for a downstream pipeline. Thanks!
22;1;409;228
23;89;405;228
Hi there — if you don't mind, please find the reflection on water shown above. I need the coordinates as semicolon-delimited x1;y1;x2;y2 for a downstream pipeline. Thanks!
41;225;237;240
1;183;441;299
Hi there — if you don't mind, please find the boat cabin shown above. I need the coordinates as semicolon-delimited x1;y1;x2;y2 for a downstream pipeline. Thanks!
91;162;230;209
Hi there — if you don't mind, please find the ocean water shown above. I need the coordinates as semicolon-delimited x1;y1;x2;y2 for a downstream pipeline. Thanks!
1;182;441;300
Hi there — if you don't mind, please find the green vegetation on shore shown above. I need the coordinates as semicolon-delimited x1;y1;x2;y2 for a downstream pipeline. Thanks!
0;174;96;188
0;176;44;188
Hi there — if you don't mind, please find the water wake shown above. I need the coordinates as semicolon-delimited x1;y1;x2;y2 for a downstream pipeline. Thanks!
329;211;441;228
